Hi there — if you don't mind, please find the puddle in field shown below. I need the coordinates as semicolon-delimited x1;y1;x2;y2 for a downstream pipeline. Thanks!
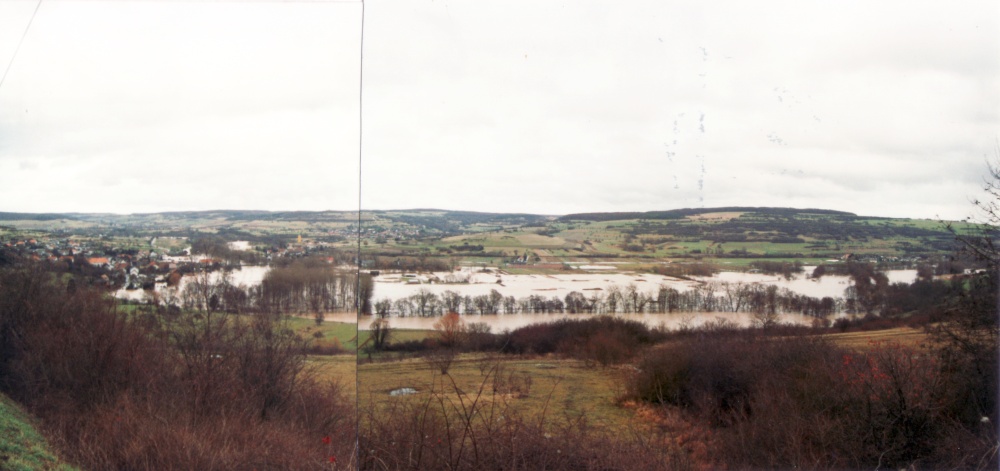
389;387;418;396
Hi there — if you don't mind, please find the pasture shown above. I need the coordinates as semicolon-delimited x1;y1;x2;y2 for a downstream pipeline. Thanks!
823;326;929;350
358;355;638;432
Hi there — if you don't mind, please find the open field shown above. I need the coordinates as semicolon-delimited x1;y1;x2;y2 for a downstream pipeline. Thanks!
383;328;432;343
285;317;359;351
358;355;637;432
308;354;358;402
685;211;744;221
151;236;189;252
823;326;930;350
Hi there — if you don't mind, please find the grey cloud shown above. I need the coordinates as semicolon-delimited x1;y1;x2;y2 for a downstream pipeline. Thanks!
0;0;996;219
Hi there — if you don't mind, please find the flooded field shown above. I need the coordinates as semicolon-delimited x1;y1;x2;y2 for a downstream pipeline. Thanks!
116;264;917;332
694;268;917;299
374;266;917;303
115;265;270;302
374;268;700;301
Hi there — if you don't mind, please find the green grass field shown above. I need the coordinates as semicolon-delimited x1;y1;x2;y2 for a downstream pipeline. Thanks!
358;355;637;432
285;317;359;351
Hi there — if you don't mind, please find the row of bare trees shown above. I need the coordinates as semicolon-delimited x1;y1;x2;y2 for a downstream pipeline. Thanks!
371;281;842;318
170;263;372;315
164;261;934;320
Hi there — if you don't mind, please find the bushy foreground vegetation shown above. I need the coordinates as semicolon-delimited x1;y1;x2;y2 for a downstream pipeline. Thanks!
0;267;354;470
625;333;996;469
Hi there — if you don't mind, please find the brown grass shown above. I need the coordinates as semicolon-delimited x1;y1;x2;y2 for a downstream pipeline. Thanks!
823;326;928;350
309;354;359;402
359;359;687;470
359;354;635;431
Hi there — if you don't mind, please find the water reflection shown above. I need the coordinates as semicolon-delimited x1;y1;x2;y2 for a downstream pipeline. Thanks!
359;311;820;332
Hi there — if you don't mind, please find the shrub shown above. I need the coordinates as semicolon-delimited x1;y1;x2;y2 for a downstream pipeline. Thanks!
625;331;998;469
506;316;659;365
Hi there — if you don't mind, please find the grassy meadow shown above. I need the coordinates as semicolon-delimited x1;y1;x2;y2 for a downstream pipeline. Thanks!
358;355;636;432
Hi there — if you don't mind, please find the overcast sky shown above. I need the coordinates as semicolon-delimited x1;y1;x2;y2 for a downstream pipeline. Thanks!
0;1;997;220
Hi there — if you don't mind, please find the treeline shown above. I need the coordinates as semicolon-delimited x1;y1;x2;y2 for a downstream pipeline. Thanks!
375;281;841;318
174;261;371;315
813;259;975;278
749;260;804;277
378;210;549;234
558;206;855;222
366;255;453;272
623;214;953;244
375;263;955;320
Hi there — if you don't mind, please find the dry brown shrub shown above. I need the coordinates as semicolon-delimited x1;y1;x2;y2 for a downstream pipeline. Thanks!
0;268;357;470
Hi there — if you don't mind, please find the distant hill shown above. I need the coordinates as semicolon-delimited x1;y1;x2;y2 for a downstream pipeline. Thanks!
0;209;554;239
0;212;81;221
371;209;551;233
558;207;857;222
0;206;972;260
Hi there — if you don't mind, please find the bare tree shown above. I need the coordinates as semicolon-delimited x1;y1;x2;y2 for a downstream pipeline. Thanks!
433;312;467;349
441;290;462;313
936;147;1000;425
374;298;392;317
413;288;435;317
368;317;391;351
357;273;374;315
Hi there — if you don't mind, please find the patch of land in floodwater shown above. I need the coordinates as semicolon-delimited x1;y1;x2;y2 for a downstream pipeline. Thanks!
372;265;917;307
373;266;700;302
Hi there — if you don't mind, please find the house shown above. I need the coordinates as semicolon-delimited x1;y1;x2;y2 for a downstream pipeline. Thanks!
87;257;110;266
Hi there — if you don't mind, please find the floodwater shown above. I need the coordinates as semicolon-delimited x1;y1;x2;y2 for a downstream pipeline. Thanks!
693;268;917;299
114;265;270;302
315;312;361;324
373;266;917;303
115;264;918;332
374;268;699;301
